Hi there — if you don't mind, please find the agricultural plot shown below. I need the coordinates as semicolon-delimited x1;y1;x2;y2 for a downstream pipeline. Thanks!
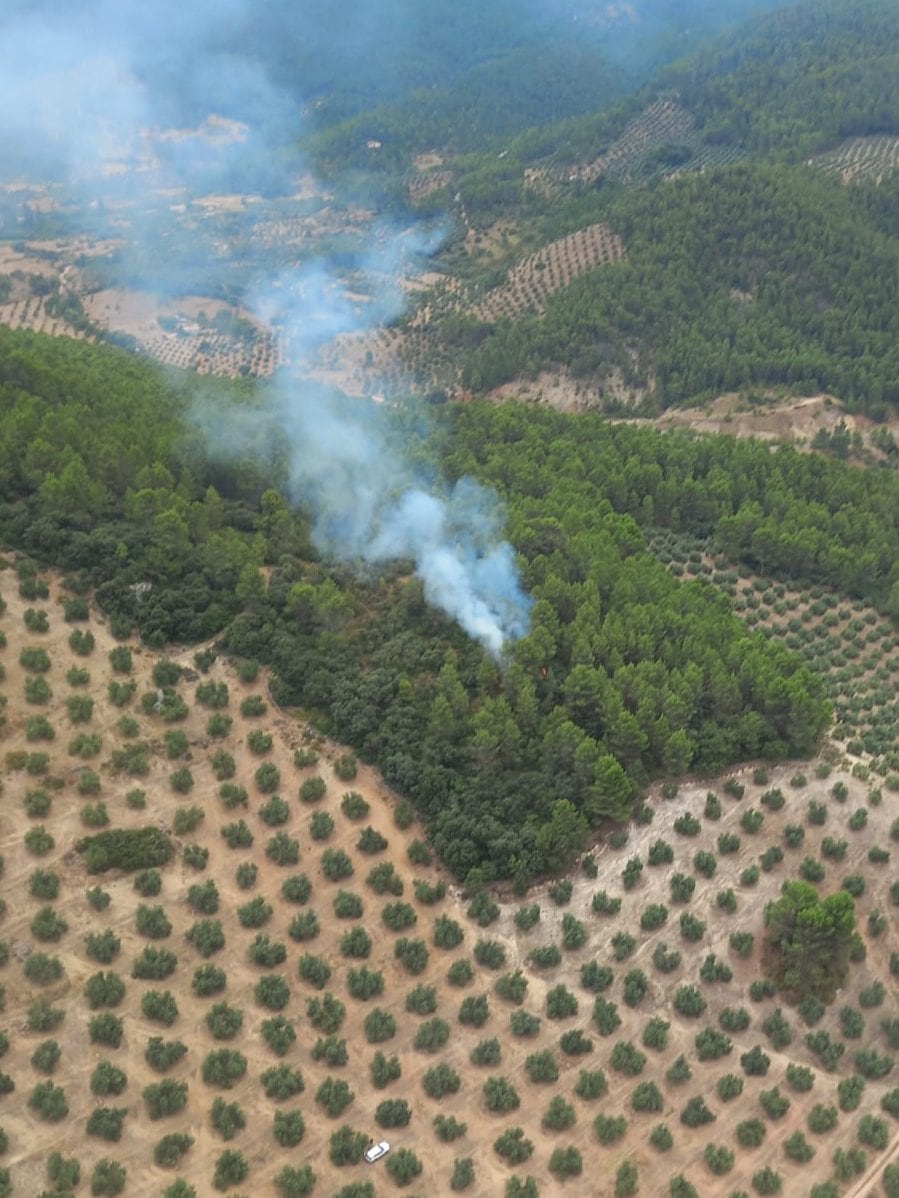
0;297;91;344
813;137;899;185
650;529;899;770
0;560;898;1197
470;224;625;322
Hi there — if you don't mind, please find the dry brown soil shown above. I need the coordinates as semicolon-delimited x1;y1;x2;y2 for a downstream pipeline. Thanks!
0;566;897;1196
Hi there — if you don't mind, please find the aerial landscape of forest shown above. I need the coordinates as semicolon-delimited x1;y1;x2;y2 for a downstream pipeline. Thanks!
0;0;899;1195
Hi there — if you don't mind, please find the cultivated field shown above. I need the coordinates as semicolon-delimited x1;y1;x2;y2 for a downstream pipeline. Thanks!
813;137;899;185
470;225;625;323
0;561;898;1198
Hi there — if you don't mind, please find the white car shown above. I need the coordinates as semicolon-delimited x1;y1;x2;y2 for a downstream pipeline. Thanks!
364;1140;390;1163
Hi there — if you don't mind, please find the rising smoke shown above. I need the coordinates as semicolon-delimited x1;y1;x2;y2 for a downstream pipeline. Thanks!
0;0;533;655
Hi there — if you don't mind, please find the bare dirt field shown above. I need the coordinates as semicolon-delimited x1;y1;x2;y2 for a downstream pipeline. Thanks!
0;563;897;1197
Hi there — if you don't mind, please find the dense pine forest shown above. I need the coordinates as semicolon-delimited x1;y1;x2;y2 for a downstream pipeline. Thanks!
11;331;899;881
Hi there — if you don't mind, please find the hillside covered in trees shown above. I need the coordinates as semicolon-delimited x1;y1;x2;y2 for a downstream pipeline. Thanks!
13;330;899;880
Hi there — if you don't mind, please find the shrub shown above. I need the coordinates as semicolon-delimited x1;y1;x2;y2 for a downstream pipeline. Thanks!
515;903;540;930
465;890;499;927
510;1009;542;1037
132;947;178;980
85;971;126;1010
681;1096;715;1127
202;1049;247;1090
447;958;474;986
154;1133;194;1168
471;1038;502;1065
716;1073;744;1101
649;1123;673;1151
574;1068;607;1100
87;1106;127;1142
370;1051;401;1089
405;983;438;1015
386;1148;422;1187
24;952;63;985
91;1061;128;1096
592;889;621;915
665;1055;692;1085
297;953;330;988
529;944;562;969
262;1064;304;1101
144;1039;187;1073
261;1016;296;1056
594;1114;627;1144
213;1149;248;1191
414;1017;450;1052
206;1002;244;1040
346;966;384;999
483;1075;520;1113
189;958;224;996
759;1087;790;1120
493;1127;532;1163
737;1118;766;1147
255;974;291;1011
90;1158;126;1195
31;1038;61;1074
316;1077;354;1118
28;1080;68;1122
548;1146;582;1179
525;1049;559;1084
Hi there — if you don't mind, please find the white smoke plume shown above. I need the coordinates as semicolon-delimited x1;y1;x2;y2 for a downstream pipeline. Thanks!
0;0;533;655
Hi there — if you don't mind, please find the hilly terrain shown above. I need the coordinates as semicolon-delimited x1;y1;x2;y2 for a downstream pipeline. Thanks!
2;1;899;1196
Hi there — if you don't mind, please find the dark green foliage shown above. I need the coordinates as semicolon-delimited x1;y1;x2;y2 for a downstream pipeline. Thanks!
316;1076;354;1118
141;990;178;1027
493;1126;532;1163
716;1073;744;1102
28;1080;68;1122
90;1158;126;1195
483;1075;520;1113
255;974;291;1010
262;1064;304;1100
85;972;125;1010
298;953;330;988
593;997;621;1036
764;880;855;1001
211;1097;245;1140
341;925;373;959
574;1068;607;1100
24;952;63;985
665;1055;692;1086
89;1013;123;1048
206;1002;244;1040
592;890;622;915
548;1146;582;1179
386;1148;422;1187
594;1114;627;1144
741;1046;771;1076
510;1009;542;1037
79;827;172;873
31;1038;61;1074
471;1037;502;1065
612;931;636;960
213;1149;248;1191
154;1133;194;1168
447;958;474;986
760;1087;790;1120
736;1118;766;1147
90;1061;127;1097
370;1051;401;1089
414;1017;450;1052
146;1038;188;1075
650;1123;673;1151
673;985;706;1019
652;942;681;973
681;1096;715;1127
642;1017;670;1051
346;965;384;999
87;1106;127;1142
529;944;562;969
273;1109;306;1148
221;818;253;849
135;904;171;939
466;890;499;926
261;1016;296;1056
202;1049;247;1090
367;861;402;896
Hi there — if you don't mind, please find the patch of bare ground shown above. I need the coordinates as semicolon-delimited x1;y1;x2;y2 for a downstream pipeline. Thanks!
0;564;897;1196
623;391;899;464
